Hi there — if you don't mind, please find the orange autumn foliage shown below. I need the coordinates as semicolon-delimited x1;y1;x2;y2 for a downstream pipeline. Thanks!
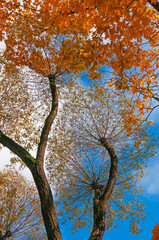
1;0;159;127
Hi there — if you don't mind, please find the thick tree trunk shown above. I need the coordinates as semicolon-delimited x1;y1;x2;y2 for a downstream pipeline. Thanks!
88;191;105;240
89;137;119;240
31;164;62;240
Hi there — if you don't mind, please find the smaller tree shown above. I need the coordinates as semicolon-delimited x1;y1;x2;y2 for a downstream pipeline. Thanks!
0;167;46;240
46;81;157;240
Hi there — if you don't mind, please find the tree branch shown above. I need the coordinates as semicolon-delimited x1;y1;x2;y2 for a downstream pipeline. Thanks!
152;94;159;102
36;75;58;164
148;0;159;12
100;137;118;207
0;130;35;169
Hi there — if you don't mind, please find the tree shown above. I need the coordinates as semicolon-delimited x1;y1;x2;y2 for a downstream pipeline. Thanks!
0;1;159;239
0;74;62;239
46;81;157;240
0;167;46;240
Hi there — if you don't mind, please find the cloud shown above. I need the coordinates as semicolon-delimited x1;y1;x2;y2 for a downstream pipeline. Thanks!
140;161;159;195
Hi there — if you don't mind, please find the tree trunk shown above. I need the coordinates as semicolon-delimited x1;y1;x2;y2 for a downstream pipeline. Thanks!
89;192;105;240
31;164;62;240
89;138;119;240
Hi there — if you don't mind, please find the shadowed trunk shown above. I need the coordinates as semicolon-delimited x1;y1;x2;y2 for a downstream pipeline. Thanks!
31;164;62;240
89;188;105;240
89;137;118;240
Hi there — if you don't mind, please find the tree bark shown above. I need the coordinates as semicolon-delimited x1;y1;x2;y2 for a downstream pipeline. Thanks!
36;75;58;164
31;164;62;240
89;137;118;240
88;189;105;240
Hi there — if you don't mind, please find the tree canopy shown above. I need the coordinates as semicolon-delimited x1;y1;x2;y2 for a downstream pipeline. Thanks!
1;0;159;120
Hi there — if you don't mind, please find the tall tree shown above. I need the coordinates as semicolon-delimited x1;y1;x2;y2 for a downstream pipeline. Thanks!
0;74;62;240
0;167;46;240
46;82;157;240
0;1;159;239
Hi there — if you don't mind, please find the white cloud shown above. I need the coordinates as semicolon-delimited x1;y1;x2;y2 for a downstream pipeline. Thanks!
0;148;11;168
0;40;6;52
140;161;159;195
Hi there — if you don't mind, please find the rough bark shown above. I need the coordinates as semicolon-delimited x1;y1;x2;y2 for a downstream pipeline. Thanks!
89;137;118;240
0;74;62;240
88;189;105;240
36;74;58;164
31;164;62;240
100;137;118;208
